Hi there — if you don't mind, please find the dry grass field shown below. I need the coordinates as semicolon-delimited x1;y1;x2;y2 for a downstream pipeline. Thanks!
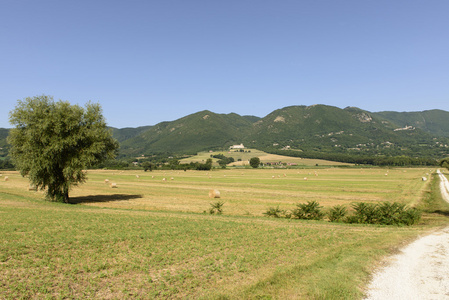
1;167;431;215
19;167;435;214
180;149;352;167
1;168;448;299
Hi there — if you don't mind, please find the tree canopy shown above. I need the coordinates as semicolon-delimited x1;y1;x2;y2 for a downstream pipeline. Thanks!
441;158;449;170
8;95;119;203
249;157;261;168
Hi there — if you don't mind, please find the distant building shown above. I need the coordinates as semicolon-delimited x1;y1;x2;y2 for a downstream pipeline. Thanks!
394;125;415;132
230;143;245;149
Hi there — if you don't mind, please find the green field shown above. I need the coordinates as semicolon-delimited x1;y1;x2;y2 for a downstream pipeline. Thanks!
1;168;449;299
180;149;352;167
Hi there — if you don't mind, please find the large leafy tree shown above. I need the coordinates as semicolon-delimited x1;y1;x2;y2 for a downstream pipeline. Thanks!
8;95;119;203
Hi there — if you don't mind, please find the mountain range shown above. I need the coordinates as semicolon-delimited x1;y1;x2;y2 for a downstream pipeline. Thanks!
110;105;449;159
2;105;449;160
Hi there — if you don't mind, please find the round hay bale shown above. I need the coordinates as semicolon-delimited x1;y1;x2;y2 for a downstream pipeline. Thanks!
170;177;174;180
136;175;140;178
209;189;221;198
104;179;109;184
304;177;308;180
4;176;8;181
422;177;428;181
162;178;166;181
110;182;117;188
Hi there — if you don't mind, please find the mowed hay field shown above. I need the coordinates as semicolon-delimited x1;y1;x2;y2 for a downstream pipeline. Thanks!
1;168;449;299
40;168;434;214
180;149;351;167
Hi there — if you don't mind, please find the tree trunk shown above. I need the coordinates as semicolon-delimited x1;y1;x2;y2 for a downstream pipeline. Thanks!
63;184;69;203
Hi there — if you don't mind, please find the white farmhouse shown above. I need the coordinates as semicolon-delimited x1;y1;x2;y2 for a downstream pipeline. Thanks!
230;143;245;149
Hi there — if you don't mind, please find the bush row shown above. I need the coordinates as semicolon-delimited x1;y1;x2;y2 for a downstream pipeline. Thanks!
264;200;421;226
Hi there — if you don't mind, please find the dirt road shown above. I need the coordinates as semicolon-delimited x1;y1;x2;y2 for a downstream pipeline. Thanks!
365;170;449;300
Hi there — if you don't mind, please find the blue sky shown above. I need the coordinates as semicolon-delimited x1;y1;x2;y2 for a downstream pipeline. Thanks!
1;0;448;128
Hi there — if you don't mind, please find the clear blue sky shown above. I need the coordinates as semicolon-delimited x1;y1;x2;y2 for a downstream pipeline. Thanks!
1;0;448;129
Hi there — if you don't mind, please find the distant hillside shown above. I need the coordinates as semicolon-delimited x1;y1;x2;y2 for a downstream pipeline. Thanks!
373;110;449;137
248;105;382;148
109;126;153;143
0;128;9;144
117;110;254;155
244;105;448;159
0;128;10;158
242;115;261;123
2;105;449;161
108;104;449;160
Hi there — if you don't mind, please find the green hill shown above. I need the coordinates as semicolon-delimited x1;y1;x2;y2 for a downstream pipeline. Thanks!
373;109;449;137
245;105;448;159
110;104;448;160
2;105;449;161
0;128;10;158
109;125;153;143
118;110;254;155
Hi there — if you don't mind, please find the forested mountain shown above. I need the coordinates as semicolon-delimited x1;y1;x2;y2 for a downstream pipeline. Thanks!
0;128;9;146
373;110;449;137
118;110;255;155
109;126;153;143
110;105;449;159
246;105;449;162
247;105;444;154
1;105;448;161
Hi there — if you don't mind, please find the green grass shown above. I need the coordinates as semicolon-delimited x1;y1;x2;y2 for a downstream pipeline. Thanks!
1;168;449;299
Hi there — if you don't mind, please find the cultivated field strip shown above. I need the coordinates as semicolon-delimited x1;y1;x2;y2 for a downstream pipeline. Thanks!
67;168;432;215
0;168;432;215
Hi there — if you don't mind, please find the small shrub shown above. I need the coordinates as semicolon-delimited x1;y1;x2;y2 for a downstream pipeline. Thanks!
345;202;421;226
400;208;422;225
209;201;224;215
283;210;292;219
327;205;347;222
262;200;420;226
377;202;406;225
348;202;379;224
292;201;324;220
263;206;285;218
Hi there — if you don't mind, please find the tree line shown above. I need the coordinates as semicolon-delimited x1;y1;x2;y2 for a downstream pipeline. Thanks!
266;149;439;166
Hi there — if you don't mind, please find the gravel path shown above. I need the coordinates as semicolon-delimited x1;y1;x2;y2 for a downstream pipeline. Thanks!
365;170;449;300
